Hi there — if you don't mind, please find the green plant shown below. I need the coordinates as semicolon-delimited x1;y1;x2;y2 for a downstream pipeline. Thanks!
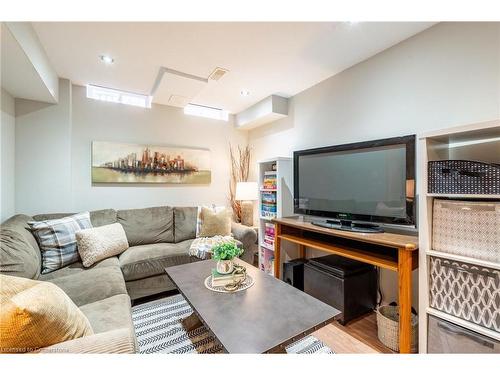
212;242;242;261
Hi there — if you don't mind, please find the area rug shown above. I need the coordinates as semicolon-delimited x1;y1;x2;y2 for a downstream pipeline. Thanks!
132;294;333;354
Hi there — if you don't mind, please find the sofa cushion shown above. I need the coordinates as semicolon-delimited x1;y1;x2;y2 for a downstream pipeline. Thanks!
38;257;119;281
173;207;197;243
48;266;127;306
0;229;41;280
79;294;133;334
119;241;193;281
32;209;118;228
28;212;93;274
0;214;41;279
0;274;93;353
117;206;174;246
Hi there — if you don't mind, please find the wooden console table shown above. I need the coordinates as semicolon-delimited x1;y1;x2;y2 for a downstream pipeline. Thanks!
273;217;418;354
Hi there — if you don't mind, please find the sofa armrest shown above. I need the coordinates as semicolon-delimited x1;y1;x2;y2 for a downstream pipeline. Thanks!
39;328;137;354
231;222;258;264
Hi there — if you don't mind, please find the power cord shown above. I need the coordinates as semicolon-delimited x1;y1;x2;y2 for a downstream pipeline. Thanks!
376;266;383;307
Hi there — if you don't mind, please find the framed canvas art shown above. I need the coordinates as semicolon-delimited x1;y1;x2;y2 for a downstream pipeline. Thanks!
92;141;211;184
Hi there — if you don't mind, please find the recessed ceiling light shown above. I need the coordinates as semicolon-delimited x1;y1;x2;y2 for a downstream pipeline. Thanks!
99;55;114;65
240;90;250;96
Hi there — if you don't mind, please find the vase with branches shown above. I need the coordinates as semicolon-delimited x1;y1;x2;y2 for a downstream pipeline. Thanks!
229;144;251;222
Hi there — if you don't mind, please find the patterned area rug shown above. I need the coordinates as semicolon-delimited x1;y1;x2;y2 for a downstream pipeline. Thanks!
132;294;333;354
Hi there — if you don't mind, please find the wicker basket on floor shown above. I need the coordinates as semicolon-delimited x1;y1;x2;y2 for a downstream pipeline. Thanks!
376;305;418;353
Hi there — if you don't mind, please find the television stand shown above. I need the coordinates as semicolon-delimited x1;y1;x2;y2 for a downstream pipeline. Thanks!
312;219;385;233
272;216;418;353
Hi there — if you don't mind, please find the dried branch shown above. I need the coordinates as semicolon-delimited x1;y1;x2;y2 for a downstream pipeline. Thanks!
228;143;251;222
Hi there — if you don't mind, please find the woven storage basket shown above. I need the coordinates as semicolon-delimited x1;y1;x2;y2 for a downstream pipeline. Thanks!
376;305;418;353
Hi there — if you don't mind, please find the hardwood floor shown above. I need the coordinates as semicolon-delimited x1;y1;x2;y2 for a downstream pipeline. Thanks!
312;312;396;354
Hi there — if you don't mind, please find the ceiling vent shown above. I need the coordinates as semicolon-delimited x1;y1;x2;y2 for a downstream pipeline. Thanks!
208;67;229;81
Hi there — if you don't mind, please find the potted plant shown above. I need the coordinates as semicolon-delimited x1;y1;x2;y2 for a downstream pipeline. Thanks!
212;242;243;274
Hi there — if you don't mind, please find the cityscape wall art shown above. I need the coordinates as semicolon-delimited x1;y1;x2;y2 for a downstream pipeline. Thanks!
91;141;211;184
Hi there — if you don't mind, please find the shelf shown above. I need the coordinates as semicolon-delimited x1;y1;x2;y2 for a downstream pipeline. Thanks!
426;249;500;270
260;188;277;192
426;308;500;342
278;233;399;271
419;119;500;142
260;216;276;221
426;193;500;199
260;242;274;251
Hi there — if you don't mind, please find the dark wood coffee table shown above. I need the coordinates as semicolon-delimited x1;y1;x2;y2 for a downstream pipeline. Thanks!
165;259;340;353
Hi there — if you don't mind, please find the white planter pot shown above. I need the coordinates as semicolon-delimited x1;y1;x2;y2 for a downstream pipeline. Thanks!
216;259;234;274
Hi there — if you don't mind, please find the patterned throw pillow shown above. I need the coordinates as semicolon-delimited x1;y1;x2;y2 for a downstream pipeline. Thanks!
28;212;93;274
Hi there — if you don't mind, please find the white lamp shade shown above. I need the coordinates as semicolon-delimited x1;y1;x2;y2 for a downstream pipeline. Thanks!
235;182;258;201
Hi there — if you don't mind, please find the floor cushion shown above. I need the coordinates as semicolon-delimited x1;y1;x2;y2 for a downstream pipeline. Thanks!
119;241;194;281
47;266;127;306
0;274;93;353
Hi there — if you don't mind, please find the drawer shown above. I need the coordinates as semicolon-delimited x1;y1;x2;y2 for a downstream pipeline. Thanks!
428;315;500;353
429;257;500;332
432;199;500;263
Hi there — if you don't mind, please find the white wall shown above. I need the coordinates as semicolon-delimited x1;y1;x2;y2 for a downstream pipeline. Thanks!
70;84;247;211
1;89;16;221
13;81;247;215
248;22;500;307
15;79;73;215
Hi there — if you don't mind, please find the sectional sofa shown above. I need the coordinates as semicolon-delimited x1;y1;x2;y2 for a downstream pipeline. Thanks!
0;206;257;353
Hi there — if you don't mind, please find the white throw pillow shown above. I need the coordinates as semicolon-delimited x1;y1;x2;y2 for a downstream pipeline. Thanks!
76;223;129;267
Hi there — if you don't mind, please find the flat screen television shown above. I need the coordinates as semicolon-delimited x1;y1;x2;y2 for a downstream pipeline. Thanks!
293;135;416;232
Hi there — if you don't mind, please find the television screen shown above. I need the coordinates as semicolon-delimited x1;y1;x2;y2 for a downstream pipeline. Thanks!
294;135;415;226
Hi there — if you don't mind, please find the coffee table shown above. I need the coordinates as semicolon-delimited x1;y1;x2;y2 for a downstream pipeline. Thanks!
165;259;340;353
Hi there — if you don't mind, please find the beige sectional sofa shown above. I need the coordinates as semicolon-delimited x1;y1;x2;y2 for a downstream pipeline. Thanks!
0;206;257;353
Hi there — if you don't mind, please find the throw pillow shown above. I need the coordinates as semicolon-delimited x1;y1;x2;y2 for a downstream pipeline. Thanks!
76;223;129;267
198;207;232;237
195;205;226;237
0;274;93;353
28;212;93;274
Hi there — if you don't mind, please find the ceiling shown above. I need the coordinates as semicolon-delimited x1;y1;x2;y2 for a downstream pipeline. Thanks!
32;22;435;114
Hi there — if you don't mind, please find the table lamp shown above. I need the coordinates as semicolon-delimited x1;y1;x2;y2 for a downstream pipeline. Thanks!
235;181;258;226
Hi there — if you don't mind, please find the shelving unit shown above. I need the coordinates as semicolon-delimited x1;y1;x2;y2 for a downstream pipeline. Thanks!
418;119;500;353
257;157;293;276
